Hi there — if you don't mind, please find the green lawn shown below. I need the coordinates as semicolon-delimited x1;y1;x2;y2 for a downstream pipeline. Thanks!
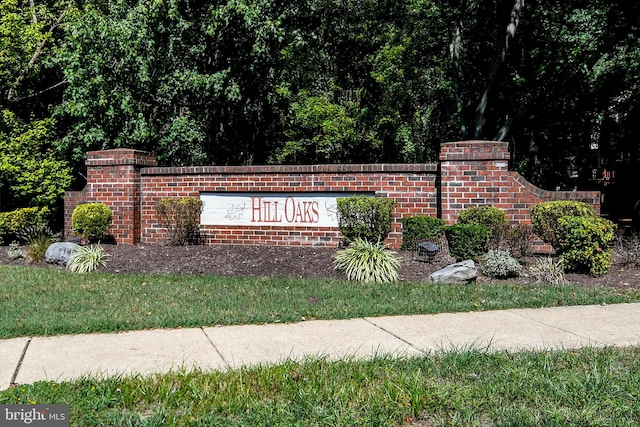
2;265;639;425
1;347;639;426
1;264;638;339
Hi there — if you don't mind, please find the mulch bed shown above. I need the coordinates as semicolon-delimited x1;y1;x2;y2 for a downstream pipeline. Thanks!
2;243;639;290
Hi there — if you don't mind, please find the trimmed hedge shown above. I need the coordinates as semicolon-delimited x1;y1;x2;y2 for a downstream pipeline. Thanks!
457;205;507;236
401;216;445;250
72;203;113;241
445;224;490;261
337;196;396;243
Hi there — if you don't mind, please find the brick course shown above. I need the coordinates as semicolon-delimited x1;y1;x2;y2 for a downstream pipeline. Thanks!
64;141;600;248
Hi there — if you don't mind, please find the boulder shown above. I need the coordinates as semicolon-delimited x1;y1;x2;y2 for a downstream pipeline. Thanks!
45;242;81;266
429;260;477;284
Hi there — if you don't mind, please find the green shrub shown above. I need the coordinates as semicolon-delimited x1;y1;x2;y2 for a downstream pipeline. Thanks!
0;206;51;243
333;238;400;283
481;249;522;278
72;203;113;241
337;196;396;243
531;201;595;248
457;205;507;237
156;197;203;245
68;244;111;273
444;224;490;261
528;257;565;285
556;216;616;276
401;216;445;250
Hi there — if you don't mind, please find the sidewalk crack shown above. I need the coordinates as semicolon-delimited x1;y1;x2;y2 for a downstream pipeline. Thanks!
10;338;32;387
200;328;230;369
363;318;428;356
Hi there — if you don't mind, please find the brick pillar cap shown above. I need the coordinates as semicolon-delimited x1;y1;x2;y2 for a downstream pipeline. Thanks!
86;149;158;167
440;140;510;161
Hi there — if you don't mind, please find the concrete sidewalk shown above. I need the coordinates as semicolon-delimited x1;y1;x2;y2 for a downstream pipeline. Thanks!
2;303;640;390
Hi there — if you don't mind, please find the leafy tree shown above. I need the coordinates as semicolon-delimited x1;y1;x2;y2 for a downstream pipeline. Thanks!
0;0;73;214
0;110;72;211
56;0;227;167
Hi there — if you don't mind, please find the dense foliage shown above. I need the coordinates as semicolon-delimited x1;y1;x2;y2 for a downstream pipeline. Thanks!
400;215;445;251
1;0;639;227
71;203;112;241
531;201;595;249
444;224;490;262
337;196;396;244
556;216;617;276
456;206;507;237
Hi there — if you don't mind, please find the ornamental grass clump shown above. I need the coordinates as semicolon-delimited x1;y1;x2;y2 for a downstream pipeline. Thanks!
68;244;111;273
333;238;400;283
528;257;566;285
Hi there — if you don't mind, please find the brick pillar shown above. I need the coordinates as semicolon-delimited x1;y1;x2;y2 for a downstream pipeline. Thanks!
439;140;511;224
81;149;157;244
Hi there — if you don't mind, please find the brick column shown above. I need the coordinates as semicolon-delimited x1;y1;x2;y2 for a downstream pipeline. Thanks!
82;149;157;244
439;140;511;224
439;140;600;225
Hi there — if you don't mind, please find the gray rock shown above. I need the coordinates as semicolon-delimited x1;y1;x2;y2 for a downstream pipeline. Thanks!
429;260;478;284
45;242;81;266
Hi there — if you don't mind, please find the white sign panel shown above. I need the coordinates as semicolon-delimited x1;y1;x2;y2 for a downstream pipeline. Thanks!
200;193;365;227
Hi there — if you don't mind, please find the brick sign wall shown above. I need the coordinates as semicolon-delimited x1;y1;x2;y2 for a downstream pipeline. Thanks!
64;141;600;248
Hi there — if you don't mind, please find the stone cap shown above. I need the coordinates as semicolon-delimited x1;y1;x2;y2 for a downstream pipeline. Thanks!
440;140;511;161
86;149;158;167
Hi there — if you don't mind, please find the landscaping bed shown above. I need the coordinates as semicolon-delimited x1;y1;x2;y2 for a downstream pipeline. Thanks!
1;243;638;289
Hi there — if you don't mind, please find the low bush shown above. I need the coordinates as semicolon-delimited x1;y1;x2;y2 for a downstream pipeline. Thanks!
337;196;396;244
6;241;25;260
457;205;507;236
444;224;490;261
400;216;445;250
481;249;522;278
68;244;111;273
156;197;204;245
0;206;51;243
333;238;400;283
531;201;595;248
556;216;616;276
528;257;565;285
72;203;113;242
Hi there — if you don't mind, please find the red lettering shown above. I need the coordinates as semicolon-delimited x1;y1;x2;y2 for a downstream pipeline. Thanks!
284;196;296;223
311;201;319;223
251;197;262;222
294;201;305;222
272;201;282;222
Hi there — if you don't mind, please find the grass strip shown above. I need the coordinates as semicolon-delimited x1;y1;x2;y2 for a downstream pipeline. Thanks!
1;346;639;426
1;265;638;339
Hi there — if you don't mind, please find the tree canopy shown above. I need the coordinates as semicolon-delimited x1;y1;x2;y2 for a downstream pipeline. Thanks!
1;0;638;221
